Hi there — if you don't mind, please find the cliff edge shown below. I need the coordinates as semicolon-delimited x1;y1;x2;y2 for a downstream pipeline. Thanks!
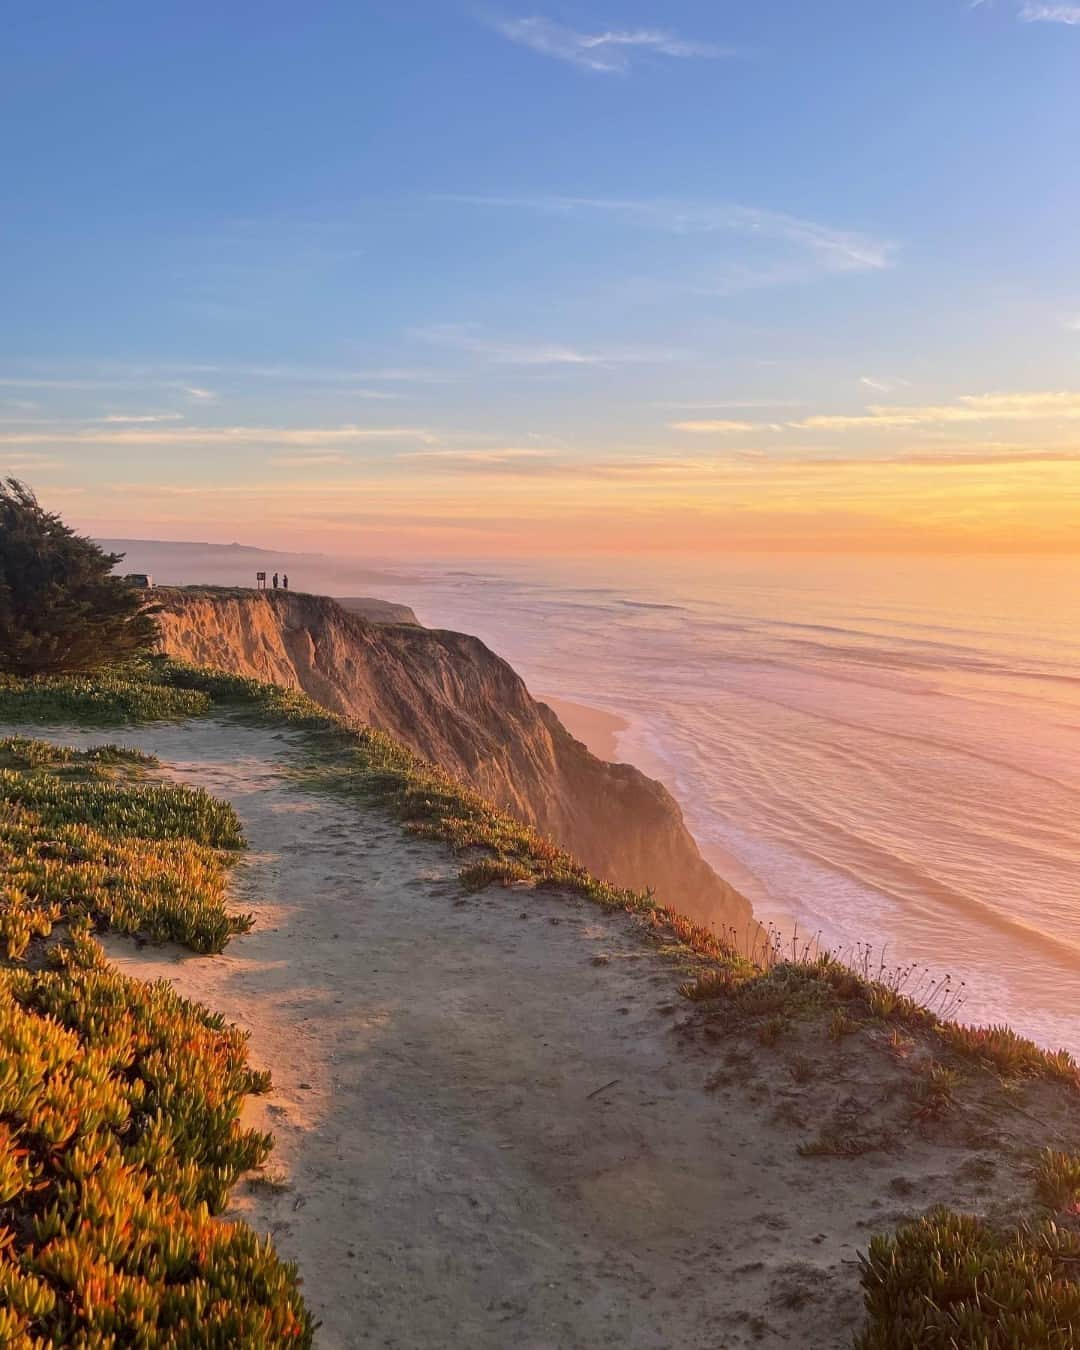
155;588;754;935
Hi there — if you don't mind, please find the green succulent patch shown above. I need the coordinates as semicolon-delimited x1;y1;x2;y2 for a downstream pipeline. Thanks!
0;737;157;776
0;959;310;1345
0;807;250;959
0;668;210;725
856;1209;1080;1349
0;743;250;959
0;733;311;1344
0;772;245;850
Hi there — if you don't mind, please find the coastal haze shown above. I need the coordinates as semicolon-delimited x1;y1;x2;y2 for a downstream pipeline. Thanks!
114;538;1080;1053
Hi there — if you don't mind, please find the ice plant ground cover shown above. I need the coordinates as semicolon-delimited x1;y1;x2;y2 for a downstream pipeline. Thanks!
1;658;1080;1345
0;729;312;1345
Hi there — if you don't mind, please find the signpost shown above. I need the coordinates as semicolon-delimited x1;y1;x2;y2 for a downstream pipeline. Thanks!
256;572;267;591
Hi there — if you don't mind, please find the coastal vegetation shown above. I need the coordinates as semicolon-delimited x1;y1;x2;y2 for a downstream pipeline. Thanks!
0;730;311;1343
856;1210;1080;1348
1;651;1078;1345
0;480;158;677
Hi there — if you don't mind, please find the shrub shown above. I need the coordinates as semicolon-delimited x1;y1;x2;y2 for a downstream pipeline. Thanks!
459;857;535;890
0;480;158;676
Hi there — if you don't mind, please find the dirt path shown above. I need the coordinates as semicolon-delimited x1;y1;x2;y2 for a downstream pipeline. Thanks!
4;718;1026;1349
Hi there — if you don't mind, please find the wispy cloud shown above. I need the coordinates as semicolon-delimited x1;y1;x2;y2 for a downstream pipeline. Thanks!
1019;4;1080;22
270;453;352;467
0;376;139;391
0;451;64;473
859;375;910;394
0;424;438;448
671;419;759;433
402;447;555;466
165;362;425;389
865;446;1080;466
0;362;449;397
412;324;678;367
442;195;895;275
487;16;729;72
791;391;1080;431
396;445;556;472
654;399;803;410
99;413;186;424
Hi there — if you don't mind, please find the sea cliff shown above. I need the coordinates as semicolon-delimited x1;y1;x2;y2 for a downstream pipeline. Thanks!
155;588;754;936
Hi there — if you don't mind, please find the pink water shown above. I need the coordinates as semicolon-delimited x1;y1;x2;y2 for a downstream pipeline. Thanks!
388;555;1080;1053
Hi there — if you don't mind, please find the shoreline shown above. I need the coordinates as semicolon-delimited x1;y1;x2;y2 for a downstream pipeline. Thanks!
542;691;784;941
540;695;630;762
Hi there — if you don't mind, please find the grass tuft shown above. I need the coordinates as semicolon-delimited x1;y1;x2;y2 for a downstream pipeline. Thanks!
459;857;535;890
1033;1148;1080;1213
908;1062;962;1122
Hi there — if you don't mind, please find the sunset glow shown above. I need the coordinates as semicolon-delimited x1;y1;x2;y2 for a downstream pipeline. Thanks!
16;418;1080;556
4;4;1079;557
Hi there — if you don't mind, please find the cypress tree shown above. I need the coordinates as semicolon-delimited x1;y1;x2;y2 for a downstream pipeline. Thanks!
0;478;158;675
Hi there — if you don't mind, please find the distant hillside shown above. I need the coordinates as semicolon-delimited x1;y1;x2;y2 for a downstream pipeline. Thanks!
99;538;414;596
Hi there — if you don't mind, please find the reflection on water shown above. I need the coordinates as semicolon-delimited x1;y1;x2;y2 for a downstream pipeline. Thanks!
390;554;1080;1054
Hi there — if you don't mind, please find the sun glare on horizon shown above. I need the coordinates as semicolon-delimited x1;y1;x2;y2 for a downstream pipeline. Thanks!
3;2;1079;555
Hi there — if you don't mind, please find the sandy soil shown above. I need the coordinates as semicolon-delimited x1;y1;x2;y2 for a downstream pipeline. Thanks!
6;717;1069;1349
539;697;629;763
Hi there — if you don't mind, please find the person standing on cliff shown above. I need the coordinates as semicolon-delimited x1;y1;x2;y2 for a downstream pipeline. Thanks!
282;573;289;590
272;572;279;589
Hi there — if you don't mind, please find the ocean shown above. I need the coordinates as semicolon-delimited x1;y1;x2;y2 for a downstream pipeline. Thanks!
384;554;1080;1054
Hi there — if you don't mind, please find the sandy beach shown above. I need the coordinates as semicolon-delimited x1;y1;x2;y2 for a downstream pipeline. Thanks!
540;695;629;761
542;693;781;932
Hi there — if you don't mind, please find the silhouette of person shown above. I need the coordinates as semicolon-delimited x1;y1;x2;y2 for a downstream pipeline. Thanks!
282;574;289;590
272;572;279;589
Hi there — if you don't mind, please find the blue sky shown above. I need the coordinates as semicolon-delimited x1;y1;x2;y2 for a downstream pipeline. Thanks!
3;1;1079;553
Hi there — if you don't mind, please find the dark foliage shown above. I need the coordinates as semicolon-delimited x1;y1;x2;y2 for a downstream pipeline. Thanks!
0;479;158;675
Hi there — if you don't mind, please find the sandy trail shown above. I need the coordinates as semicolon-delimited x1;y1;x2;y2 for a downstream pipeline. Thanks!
4;718;1029;1349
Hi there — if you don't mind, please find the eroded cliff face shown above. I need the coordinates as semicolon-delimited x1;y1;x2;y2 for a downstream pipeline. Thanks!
156;589;755;935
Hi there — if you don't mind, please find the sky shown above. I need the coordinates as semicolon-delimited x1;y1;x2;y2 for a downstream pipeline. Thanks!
3;0;1080;556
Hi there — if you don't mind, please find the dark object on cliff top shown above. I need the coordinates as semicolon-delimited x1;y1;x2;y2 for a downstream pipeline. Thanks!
0;478;159;675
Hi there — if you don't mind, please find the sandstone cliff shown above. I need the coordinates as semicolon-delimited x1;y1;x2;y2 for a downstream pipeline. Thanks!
337;597;420;626
156;589;755;935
